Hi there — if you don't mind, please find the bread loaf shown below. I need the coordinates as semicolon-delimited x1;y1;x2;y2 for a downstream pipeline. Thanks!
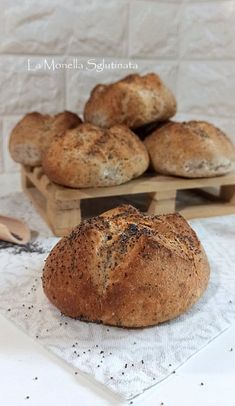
145;121;235;178
9;111;82;166
42;205;210;328
84;73;177;129
42;123;149;188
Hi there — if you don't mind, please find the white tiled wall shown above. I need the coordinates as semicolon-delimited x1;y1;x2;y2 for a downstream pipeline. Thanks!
0;0;235;176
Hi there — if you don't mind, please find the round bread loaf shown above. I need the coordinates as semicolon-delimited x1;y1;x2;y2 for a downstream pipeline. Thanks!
145;121;235;178
9;111;82;166
84;73;177;129
42;123;149;188
42;205;210;328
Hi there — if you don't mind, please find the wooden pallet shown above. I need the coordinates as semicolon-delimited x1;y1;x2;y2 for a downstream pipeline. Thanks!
21;166;235;237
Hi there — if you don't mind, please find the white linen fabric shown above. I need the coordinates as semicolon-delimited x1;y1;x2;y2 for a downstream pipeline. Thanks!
0;193;234;400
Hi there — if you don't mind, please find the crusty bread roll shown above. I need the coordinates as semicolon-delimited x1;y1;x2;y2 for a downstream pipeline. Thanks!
42;123;149;188
42;205;210;328
9;111;82;166
145;121;235;178
84;73;177;129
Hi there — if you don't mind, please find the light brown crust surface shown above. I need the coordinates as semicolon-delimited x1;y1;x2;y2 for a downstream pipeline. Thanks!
84;73;177;129
9;111;82;166
42;205;210;328
145;121;235;178
42;123;149;188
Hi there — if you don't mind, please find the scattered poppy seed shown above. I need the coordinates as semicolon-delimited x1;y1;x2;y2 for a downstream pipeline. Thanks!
125;364;127;368
172;370;176;374
7;308;11;312
74;372;78;375
141;360;144;364
100;351;104;354
230;348;233;352
200;382;204;386
25;396;30;400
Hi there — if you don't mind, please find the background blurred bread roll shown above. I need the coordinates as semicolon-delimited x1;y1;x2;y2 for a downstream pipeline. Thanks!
84;73;176;129
145;121;235;178
9;111;82;166
42;123;149;188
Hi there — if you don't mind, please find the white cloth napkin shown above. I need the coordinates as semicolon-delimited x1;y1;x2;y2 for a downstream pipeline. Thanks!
0;193;235;399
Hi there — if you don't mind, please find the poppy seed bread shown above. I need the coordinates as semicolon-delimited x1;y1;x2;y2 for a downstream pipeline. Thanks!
42;205;210;328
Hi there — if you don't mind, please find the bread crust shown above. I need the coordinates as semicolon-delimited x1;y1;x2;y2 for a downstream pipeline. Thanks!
84;73;177;129
145;121;235;178
42;205;210;328
42;123;149;188
9;111;82;166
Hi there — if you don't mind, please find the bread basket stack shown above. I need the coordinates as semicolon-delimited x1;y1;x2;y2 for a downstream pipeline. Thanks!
8;72;235;234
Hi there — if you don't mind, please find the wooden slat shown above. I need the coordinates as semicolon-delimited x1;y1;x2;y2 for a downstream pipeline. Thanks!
22;165;235;236
54;172;235;201
23;166;235;201
22;167;54;199
220;184;235;203
23;186;52;231
180;203;235;219
148;190;176;216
